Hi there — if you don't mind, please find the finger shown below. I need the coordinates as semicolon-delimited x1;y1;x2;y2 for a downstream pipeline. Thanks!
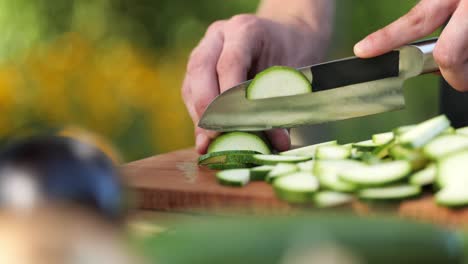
434;0;468;91
185;21;226;121
265;129;291;152
195;127;219;154
216;15;264;93
354;0;459;58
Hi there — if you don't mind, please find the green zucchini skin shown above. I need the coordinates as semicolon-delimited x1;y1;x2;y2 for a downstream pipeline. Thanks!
138;215;464;264
207;163;254;170
198;150;259;165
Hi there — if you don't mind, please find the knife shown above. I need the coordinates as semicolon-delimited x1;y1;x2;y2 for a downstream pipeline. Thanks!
199;38;438;132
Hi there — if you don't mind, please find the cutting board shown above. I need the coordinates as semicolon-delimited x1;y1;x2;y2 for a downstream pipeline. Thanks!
122;148;468;226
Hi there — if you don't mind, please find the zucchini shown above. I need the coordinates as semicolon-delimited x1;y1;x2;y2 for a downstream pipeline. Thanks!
359;184;421;200
198;150;258;165
246;66;312;100
272;172;318;203
456;126;468;136
409;164;436;186
249;165;274;181
437;150;468;189
207;132;271;154
315;145;351;160
339;160;411;186
372;132;394;145
314;160;360;192
389;145;428;171
423;134;468;160
436;186;468;207
279;141;337;157
208;163;253;170
296;161;315;172
216;169;250;187
252;154;310;165
353;139;379;151
266;163;298;183
314;191;353;208
398;115;450;148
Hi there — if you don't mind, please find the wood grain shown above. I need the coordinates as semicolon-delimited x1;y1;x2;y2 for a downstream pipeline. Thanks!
122;148;468;227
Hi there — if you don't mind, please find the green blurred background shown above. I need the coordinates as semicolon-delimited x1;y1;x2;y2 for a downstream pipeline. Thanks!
0;0;439;161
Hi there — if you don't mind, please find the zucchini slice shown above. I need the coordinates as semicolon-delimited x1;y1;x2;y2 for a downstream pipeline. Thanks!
339;160;411;186
398;115;450;148
198;150;259;165
207;163;253;170
314;191;354;208
389;145;428;171
249;165;274;181
456;126;468;136
359;184;421;200
409;164;436;186
353;140;379;151
273;172;318;203
436;186;468;207
372;132;394;145
314;160;361;192
279;141;337;157
437;150;468;188
423;134;468;160
216;169;250;187
266;163;298;183
394;125;416;135
296;161;315;172
252;154;310;165
246;66;312;100
315;145;351;160
207;132;271;154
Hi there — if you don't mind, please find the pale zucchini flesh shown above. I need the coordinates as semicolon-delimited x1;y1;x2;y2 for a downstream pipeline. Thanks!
339;161;411;186
315;145;351;160
266;163;298;183
423;134;468;160
246;66;312;100
207;132;271;154
314;191;353;208
253;154;310;165
409;164;436;186
273;172;318;203
359;185;421;200
279;141;337;157
216;169;250;187
250;165;274;181
372;132;394;145
398;115;450;148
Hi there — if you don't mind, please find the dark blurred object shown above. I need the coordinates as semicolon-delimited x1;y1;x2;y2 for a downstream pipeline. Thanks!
0;136;123;219
440;78;468;128
0;205;141;264
138;215;464;264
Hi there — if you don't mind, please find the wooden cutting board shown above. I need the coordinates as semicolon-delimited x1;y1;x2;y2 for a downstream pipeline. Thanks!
122;148;468;227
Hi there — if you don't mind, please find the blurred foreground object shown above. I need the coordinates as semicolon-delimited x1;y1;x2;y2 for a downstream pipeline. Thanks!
0;136;123;219
0;205;141;264
138;215;465;264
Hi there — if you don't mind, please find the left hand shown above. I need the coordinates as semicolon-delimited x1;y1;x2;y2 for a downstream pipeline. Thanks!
354;0;468;91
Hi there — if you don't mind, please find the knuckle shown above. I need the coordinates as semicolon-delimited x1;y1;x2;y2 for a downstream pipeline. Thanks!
187;49;208;74
206;20;225;35
230;14;257;25
434;45;460;69
181;83;191;103
216;50;244;73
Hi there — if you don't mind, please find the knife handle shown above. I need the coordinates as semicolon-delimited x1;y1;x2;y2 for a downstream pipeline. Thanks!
408;37;438;74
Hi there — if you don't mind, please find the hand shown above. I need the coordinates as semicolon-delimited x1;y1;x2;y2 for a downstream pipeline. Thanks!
182;14;331;154
354;0;468;92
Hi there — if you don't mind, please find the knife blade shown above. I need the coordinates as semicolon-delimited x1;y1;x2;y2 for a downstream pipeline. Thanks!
199;38;438;131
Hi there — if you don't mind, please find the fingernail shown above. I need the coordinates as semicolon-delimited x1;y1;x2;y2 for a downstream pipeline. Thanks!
195;133;208;154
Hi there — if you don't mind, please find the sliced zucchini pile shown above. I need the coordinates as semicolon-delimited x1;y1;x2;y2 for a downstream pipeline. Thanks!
200;115;468;208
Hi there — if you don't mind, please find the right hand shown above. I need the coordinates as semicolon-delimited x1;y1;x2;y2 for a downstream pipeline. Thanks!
182;14;330;154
